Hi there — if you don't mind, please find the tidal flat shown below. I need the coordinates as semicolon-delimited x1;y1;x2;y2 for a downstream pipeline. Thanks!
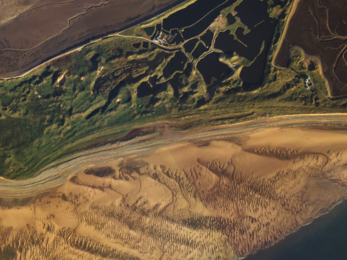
1;115;347;258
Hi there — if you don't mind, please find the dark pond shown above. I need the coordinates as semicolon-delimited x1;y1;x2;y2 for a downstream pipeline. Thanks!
245;198;347;260
168;73;181;98
181;0;237;40
137;81;153;97
200;30;214;48
215;0;277;86
148;75;157;86
184;38;199;53
195;96;206;108
163;0;227;31
236;20;277;58
151;76;169;97
235;0;269;28
238;19;277;85
226;13;236;25
132;42;141;49
170;29;184;44
142;41;149;48
215;21;276;62
214;30;247;56
240;47;268;86
197;52;232;84
191;42;208;59
163;51;187;78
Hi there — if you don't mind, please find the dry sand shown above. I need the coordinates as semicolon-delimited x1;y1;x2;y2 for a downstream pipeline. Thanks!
1;114;347;258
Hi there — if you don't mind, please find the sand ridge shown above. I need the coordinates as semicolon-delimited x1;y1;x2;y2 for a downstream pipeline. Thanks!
1;115;347;258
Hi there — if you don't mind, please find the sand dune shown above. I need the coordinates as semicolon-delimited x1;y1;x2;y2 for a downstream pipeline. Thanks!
1;114;347;258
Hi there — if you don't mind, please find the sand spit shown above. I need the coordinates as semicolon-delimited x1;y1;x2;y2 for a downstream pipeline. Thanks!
2;114;347;258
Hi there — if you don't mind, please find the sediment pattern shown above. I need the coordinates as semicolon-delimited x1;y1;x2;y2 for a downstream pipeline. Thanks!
1;115;347;258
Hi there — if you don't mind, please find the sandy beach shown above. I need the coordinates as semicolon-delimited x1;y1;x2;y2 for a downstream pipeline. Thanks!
1;114;347;258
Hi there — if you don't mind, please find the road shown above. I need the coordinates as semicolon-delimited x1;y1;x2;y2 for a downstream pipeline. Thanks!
0;0;222;80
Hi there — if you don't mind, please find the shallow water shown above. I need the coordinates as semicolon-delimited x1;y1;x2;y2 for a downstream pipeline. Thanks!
244;198;347;260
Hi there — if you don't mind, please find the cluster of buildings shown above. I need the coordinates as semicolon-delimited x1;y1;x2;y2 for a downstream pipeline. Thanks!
152;31;177;46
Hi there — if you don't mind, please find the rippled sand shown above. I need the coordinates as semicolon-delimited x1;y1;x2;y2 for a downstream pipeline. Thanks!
1;114;347;259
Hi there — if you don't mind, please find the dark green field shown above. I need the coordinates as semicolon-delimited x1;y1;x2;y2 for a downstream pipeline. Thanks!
0;0;345;179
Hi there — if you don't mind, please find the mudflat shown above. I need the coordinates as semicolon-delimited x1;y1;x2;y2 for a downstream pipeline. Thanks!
0;0;183;78
274;0;347;97
0;0;39;27
1;115;347;258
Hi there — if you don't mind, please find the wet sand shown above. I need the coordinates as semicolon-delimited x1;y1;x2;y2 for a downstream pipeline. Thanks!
1;114;347;258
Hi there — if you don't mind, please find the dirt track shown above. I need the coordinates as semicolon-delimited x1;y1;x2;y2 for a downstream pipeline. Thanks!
0;0;185;78
274;0;347;97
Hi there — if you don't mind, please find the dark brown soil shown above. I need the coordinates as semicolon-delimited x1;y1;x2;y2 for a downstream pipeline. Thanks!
274;0;347;97
84;166;115;177
0;0;183;78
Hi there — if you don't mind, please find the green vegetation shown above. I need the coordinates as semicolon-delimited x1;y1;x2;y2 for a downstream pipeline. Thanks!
143;26;155;37
0;0;344;179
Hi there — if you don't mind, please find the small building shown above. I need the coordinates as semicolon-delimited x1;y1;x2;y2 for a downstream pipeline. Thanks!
153;30;176;46
304;76;313;90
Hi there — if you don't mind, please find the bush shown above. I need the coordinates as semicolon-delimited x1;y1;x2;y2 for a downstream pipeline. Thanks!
143;26;155;36
0;95;13;107
107;110;135;126
69;52;93;76
37;82;60;98
154;103;168;116
119;87;132;103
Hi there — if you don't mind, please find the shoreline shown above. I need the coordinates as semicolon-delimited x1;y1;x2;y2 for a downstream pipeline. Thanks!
242;195;347;260
1;113;347;257
1;112;347;184
0;0;191;80
0;113;347;194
